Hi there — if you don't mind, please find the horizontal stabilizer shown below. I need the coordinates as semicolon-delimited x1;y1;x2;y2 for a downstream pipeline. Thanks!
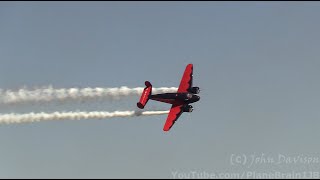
137;81;152;109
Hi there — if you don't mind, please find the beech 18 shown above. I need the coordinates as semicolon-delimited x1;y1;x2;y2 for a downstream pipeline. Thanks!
137;64;200;131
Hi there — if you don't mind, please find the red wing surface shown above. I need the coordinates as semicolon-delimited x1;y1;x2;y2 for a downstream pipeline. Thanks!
177;64;193;93
163;104;184;131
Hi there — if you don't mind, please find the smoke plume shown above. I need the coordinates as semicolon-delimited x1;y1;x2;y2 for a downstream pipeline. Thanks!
0;110;169;125
0;86;177;104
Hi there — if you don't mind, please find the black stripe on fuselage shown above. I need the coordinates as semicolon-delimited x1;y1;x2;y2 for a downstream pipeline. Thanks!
150;93;199;104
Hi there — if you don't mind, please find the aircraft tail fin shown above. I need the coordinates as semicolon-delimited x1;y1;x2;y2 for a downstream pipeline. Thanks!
137;81;152;109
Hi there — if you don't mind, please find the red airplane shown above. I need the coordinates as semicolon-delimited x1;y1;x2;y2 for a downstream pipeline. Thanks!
137;63;200;131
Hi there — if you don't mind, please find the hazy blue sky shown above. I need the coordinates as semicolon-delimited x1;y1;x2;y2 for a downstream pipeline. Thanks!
0;2;320;178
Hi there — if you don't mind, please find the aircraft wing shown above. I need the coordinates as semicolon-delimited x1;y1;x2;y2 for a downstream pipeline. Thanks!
177;64;193;93
163;104;184;131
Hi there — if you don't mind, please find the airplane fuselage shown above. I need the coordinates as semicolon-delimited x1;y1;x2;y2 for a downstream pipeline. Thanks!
150;92;200;105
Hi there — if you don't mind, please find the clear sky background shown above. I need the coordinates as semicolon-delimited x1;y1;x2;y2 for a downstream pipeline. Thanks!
0;2;320;178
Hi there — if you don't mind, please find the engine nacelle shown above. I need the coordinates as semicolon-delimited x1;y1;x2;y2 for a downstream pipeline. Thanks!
189;87;200;94
183;105;193;112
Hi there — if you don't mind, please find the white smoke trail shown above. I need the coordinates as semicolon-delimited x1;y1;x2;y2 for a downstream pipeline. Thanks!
0;110;169;125
0;86;178;104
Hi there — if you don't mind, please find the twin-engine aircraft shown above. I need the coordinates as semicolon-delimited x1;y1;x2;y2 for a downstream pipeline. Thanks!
137;64;200;131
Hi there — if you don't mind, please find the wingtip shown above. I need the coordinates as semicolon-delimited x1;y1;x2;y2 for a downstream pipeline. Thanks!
163;125;171;132
163;128;169;132
186;63;193;69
